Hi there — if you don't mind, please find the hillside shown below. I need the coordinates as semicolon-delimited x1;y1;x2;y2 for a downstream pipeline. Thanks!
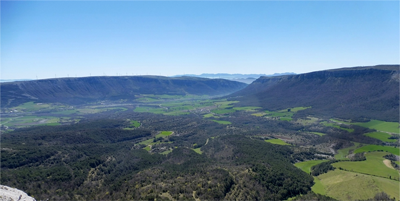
1;76;247;107
229;65;399;122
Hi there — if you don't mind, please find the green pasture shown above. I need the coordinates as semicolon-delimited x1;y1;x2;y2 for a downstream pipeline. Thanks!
264;139;290;146
130;120;140;128
353;120;399;134
156;131;173;138
213;100;239;108
143;146;151;151
317;169;399;200
251;113;266;117
2;116;60;127
203;113;217;118
335;142;360;160
332;119;399;134
364;132;397;142
294;160;329;174
312;177;326;195
354;145;399;156
13;102;53;112
211;120;231;125
192;148;203;154
134;106;166;114
280;117;292;121
333;152;399;180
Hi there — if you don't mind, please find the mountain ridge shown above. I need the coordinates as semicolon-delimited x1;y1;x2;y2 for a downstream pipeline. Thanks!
1;76;247;107
229;65;399;122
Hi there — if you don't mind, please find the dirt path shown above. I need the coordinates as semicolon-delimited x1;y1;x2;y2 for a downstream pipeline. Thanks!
383;159;395;169
204;138;209;146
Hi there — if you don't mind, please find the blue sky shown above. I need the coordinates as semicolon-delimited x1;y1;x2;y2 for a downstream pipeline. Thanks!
1;1;399;79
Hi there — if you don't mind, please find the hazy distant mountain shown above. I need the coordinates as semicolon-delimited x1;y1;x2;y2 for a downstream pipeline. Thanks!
172;73;296;84
229;65;399;122
0;79;32;83
1;76;247;107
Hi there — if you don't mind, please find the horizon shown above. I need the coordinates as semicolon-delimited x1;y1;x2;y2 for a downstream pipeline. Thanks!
1;63;399;81
2;1;399;79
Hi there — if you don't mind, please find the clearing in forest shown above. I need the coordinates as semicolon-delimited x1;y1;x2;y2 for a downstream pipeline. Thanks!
264;139;290;146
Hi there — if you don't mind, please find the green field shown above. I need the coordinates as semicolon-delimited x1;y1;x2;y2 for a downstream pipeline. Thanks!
333;152;399;180
12;102;53;112
134;106;166;114
354;145;399;156
335;142;360;160
364;132;397;142
211;120;231;125
213;100;239;108
312;177;326;195
310;132;325;136
251;113;266;117
192;148;202;154
264;139;290;146
203;113;216;118
130;120;140;128
280;117;292;121
262;107;311;122
156;131;173;138
294;160;329;174
232;106;261;111
317;169;399;200
322;121;354;132
1;116;61;128
352;120;399;134
143;146;151;151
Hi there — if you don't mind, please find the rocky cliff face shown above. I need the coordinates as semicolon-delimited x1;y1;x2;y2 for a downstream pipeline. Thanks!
0;185;36;201
230;65;399;121
1;76;247;107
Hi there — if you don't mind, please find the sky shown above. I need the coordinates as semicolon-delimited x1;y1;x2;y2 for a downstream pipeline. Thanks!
1;1;399;79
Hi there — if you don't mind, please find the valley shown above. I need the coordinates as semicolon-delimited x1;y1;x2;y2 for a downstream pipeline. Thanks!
1;66;399;201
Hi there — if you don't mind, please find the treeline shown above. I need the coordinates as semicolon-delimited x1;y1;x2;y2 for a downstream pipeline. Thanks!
311;160;337;176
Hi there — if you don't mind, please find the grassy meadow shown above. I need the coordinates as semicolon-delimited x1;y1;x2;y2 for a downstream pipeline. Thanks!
354;145;399;155
294;160;329;174
317;169;399;200
333;152;399;180
265;139;290;145
364;132;397;142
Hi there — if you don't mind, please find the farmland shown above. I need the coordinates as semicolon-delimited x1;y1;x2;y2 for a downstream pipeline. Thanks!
264;139;290;145
211;120;231;125
332;152;399;180
294;160;329;174
354;145;399;155
352;120;400;134
317;169;399;200
364;132;397;142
